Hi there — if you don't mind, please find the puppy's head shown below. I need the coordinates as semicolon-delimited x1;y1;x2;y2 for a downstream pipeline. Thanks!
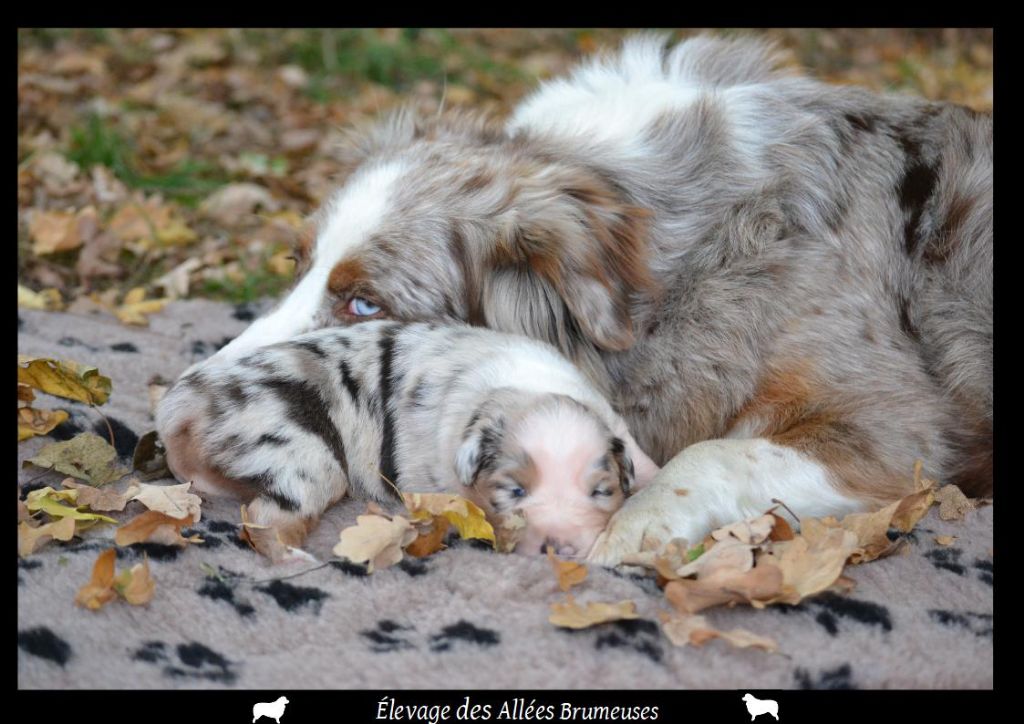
455;392;656;558
214;109;655;373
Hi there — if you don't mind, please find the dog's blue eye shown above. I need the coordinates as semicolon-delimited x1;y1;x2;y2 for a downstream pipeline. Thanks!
347;297;381;316
510;486;526;498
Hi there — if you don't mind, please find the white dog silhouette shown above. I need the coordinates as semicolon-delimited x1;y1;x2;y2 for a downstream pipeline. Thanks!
741;694;779;721
253;696;289;723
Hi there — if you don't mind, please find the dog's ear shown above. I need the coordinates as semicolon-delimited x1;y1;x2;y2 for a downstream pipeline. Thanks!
454;405;507;487
495;171;654;352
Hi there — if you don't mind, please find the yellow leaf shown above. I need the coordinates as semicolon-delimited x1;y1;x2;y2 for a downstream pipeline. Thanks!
18;356;111;405
75;549;118;610
333;514;417;573
19;517;76;557
547;546;588;592
18;406;69;441
18;284;64;311
24;487;118;523
548;596;639;629
401;492;496;545
113;289;171;326
935;535;957;546
113;558;156;605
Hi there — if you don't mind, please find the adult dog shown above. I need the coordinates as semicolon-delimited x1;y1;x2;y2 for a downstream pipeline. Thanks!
207;34;992;563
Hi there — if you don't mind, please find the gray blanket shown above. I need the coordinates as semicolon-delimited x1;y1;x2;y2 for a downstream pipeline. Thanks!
17;301;994;689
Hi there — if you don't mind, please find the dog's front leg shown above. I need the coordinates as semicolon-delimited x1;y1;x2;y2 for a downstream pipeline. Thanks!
586;438;867;566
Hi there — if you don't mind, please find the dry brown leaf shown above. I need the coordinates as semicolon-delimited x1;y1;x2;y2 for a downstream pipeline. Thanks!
115;510;198;547
660;611;778;652
934;484;975;521
238;504;309;563
676;538;754;579
405;517;450;558
935;535;957;546
200;183;280;226
19;516;76;557
494;510;527;553
113;558;156;605
758;527;860;605
18;356;111;405
768;513;795;541
549;596;639;629
75;549;118;610
130;481;202;521
17;498;31;522
711;514;775;545
29;209;81;255
62;478;141;512
547;546;588;592
333;513;417;573
664;562;785;614
890;484;936;532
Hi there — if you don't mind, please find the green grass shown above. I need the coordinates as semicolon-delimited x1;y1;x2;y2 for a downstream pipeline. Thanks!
67;114;226;205
199;268;294;304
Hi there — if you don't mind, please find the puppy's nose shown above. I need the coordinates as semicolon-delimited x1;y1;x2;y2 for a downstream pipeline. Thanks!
540;539;577;557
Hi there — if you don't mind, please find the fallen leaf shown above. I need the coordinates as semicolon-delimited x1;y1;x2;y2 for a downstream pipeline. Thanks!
107;197;197;248
18;356;111;405
24;486;119;524
664;562;785;614
25;433;128;486
333;513;417;573
18;384;35;405
549;596;639;629
758;526;860;605
711;514;775;545
115;510;198;547
62;478;141;511
675;538;754;579
660;611;778;652
130;481;202;521
200;183;279;226
405;517;450;558
75;549;118;610
114;287;171;326
132;430;170;479
935;535;957;546
494;510;527;553
18;284;64;311
18;406;69;441
19;516;76;557
401;492;496;545
934;484;975;521
238;506;313;564
768;513;795;542
112;558;156;605
547;546;588;592
890;484;936;532
29;209;81;255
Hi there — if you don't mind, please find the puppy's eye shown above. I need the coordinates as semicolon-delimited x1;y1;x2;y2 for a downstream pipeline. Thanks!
509;486;527;498
347;297;382;316
591;486;614;498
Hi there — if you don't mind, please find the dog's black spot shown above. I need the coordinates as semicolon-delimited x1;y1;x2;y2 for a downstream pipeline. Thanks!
928;609;992;636
377;326;403;496
810;593;892;636
19;627;72;666
592;619;663;663
232;303;256;321
795;663;856;690
925;548;966;575
894;128;940;256
205;519;238;534
361;620;415;652
93;417;139;459
133;640;168;663
192;340;208;356
257;433;289;447
974;559;993;586
124;542;182;561
256;579;328;613
48;417;86;441
198;578;255;617
397;558;428;577
110;342;138;353
845;112;878;134
223;380;250;406
19;558;42;571
429;621;499;652
330;559;370;577
169;642;236;683
338;359;362;406
472;422;505;482
295;340;327;358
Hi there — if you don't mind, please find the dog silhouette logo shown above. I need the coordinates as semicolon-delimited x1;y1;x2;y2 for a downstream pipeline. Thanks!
253;696;289;723
741;694;779;720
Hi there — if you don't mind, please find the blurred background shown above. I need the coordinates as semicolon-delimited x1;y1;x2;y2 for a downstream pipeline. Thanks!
17;29;993;318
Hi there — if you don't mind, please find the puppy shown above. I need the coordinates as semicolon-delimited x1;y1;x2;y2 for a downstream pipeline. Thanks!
155;321;659;555
196;34;991;564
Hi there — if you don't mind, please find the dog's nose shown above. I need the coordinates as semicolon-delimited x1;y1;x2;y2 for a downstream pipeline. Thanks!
540;539;577;557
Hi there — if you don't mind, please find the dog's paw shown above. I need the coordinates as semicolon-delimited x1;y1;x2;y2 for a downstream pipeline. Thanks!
586;483;704;568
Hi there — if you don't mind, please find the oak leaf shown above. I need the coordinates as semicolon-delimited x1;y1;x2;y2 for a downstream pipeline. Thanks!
18;406;69;441
401;492;496;545
19;516;76;557
130;481;202;521
333;513;417;573
547;546;588;592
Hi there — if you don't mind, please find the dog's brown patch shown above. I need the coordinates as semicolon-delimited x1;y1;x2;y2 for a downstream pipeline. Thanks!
327;257;367;297
731;362;913;505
